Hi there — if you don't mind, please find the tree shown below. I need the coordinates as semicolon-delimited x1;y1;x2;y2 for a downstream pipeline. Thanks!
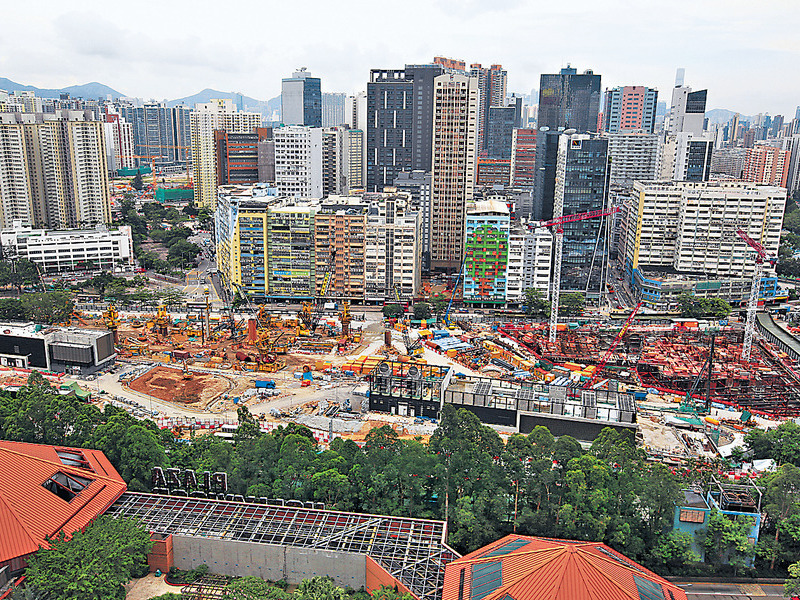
763;463;800;568
652;530;700;573
558;292;584;317
786;561;800;598
370;585;416;600
0;258;41;293
226;577;290;600
295;576;347;600
132;169;144;191
697;508;755;572
523;288;549;317
383;304;403;318
20;291;74;324
161;288;187;309
24;515;153;600
413;302;432;320
0;298;25;320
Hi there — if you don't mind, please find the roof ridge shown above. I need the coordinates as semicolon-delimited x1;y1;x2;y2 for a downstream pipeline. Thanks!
576;544;673;584
571;548;639;600
457;544;566;566
0;445;120;484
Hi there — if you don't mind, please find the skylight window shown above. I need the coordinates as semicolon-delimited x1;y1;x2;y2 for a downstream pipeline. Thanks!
43;471;93;502
56;448;93;471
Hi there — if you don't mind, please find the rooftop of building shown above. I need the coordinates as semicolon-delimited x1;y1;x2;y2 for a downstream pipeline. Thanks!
636;267;760;284
0;222;131;239
467;199;510;216
442;534;687;600
632;179;787;194
0;322;111;342
108;492;458;600
0;441;127;565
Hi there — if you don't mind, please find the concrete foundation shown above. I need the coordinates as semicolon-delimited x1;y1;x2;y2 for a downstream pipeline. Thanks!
172;535;367;588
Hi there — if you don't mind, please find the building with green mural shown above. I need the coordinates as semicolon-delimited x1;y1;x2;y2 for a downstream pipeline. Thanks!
463;199;510;305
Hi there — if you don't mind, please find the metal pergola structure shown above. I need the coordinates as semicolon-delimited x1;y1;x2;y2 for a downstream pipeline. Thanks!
181;575;229;599
107;493;459;600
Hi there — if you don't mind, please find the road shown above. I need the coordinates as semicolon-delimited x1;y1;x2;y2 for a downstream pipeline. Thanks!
674;582;785;599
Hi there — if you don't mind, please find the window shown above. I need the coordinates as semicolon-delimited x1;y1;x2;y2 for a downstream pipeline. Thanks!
679;509;705;523
43;471;93;502
56;448;94;471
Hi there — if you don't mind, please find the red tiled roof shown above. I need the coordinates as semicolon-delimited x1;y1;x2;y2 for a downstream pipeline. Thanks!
443;534;687;600
0;441;127;564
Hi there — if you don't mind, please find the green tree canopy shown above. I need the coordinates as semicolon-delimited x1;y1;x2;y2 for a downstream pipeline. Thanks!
524;288;549;317
24;515;152;600
413;302;432;320
19;291;74;324
558;292;584;316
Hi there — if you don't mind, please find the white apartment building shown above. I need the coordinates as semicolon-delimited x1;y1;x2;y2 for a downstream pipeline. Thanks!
658;133;713;182
0;112;110;229
607;132;659;186
0;223;134;273
364;193;421;301
273;126;323;198
622;181;785;279
103;118;135;172
190;99;261;209
506;224;553;305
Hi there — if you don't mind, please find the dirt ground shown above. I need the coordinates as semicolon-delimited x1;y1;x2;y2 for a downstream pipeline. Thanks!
129;366;230;405
125;573;180;599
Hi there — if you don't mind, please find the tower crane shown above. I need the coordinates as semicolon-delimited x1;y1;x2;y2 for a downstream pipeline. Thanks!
300;250;337;333
582;301;642;389
393;284;424;356
529;207;620;343
736;228;777;361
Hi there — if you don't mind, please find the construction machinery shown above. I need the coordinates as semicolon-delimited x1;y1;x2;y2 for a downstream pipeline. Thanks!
736;228;777;361
102;305;121;344
582;301;642;389
529;208;620;343
392;284;424;357
299;250;336;334
679;336;715;413
154;304;170;337
442;259;466;329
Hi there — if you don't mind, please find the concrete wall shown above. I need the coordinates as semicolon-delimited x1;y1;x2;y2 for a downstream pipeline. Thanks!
172;536;366;588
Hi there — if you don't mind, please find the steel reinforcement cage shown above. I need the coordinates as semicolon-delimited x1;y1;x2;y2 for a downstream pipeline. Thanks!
107;492;459;600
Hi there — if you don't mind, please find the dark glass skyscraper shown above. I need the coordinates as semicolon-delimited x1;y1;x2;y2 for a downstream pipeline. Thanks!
366;64;443;192
486;106;516;159
538;66;601;133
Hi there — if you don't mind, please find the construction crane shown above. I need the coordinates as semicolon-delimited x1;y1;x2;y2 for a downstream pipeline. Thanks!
393;284;424;356
529;207;620;343
442;259;466;329
137;143;192;186
582;301;642;389
736;228;777;361
300;250;337;333
680;336;715;413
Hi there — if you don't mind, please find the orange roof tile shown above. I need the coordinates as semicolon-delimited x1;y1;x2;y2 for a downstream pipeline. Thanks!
443;535;687;600
0;441;127;564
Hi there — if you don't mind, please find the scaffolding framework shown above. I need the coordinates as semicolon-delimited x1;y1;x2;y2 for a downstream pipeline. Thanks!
107;493;459;600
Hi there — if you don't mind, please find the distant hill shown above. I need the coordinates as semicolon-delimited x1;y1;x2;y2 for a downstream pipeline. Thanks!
167;88;281;119
706;108;755;125
0;77;124;99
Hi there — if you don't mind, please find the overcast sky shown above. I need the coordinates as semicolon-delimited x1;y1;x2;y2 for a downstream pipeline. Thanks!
2;0;797;115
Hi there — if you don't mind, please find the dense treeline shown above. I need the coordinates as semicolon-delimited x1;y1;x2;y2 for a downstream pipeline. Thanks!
2;373;800;577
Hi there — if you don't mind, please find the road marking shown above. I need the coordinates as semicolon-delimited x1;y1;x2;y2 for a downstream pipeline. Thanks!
738;583;765;596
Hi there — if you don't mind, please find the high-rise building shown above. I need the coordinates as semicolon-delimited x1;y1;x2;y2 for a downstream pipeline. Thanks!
321;127;347;196
659;133;713;181
603;86;658;134
470;64;508;154
273;126;323;198
281;69;322;128
476;158;512;186
394;170;432;271
102;108;135;172
118;102;191;166
607;132;660;186
552;133;610;292
322;93;347;127
433;57;466;71
190;99;262;209
538;66;601;133
710;147;747;179
667;86;707;135
430;73;479;271
510;128;537;188
463;199;510;305
214;128;271;185
0;112;111;229
743;145;790;187
366;64;444;192
621;181;785;308
486;105;516;159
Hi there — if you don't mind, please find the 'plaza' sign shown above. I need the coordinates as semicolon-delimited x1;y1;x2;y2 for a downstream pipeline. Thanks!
151;467;228;497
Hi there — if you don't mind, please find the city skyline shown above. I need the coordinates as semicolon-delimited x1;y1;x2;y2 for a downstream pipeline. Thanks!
1;0;798;116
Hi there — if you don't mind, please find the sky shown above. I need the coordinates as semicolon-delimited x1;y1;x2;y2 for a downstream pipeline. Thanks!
1;0;798;116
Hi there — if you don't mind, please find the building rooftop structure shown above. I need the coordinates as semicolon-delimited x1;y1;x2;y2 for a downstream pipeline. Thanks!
0;441;127;572
442;534;687;600
107;492;459;600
